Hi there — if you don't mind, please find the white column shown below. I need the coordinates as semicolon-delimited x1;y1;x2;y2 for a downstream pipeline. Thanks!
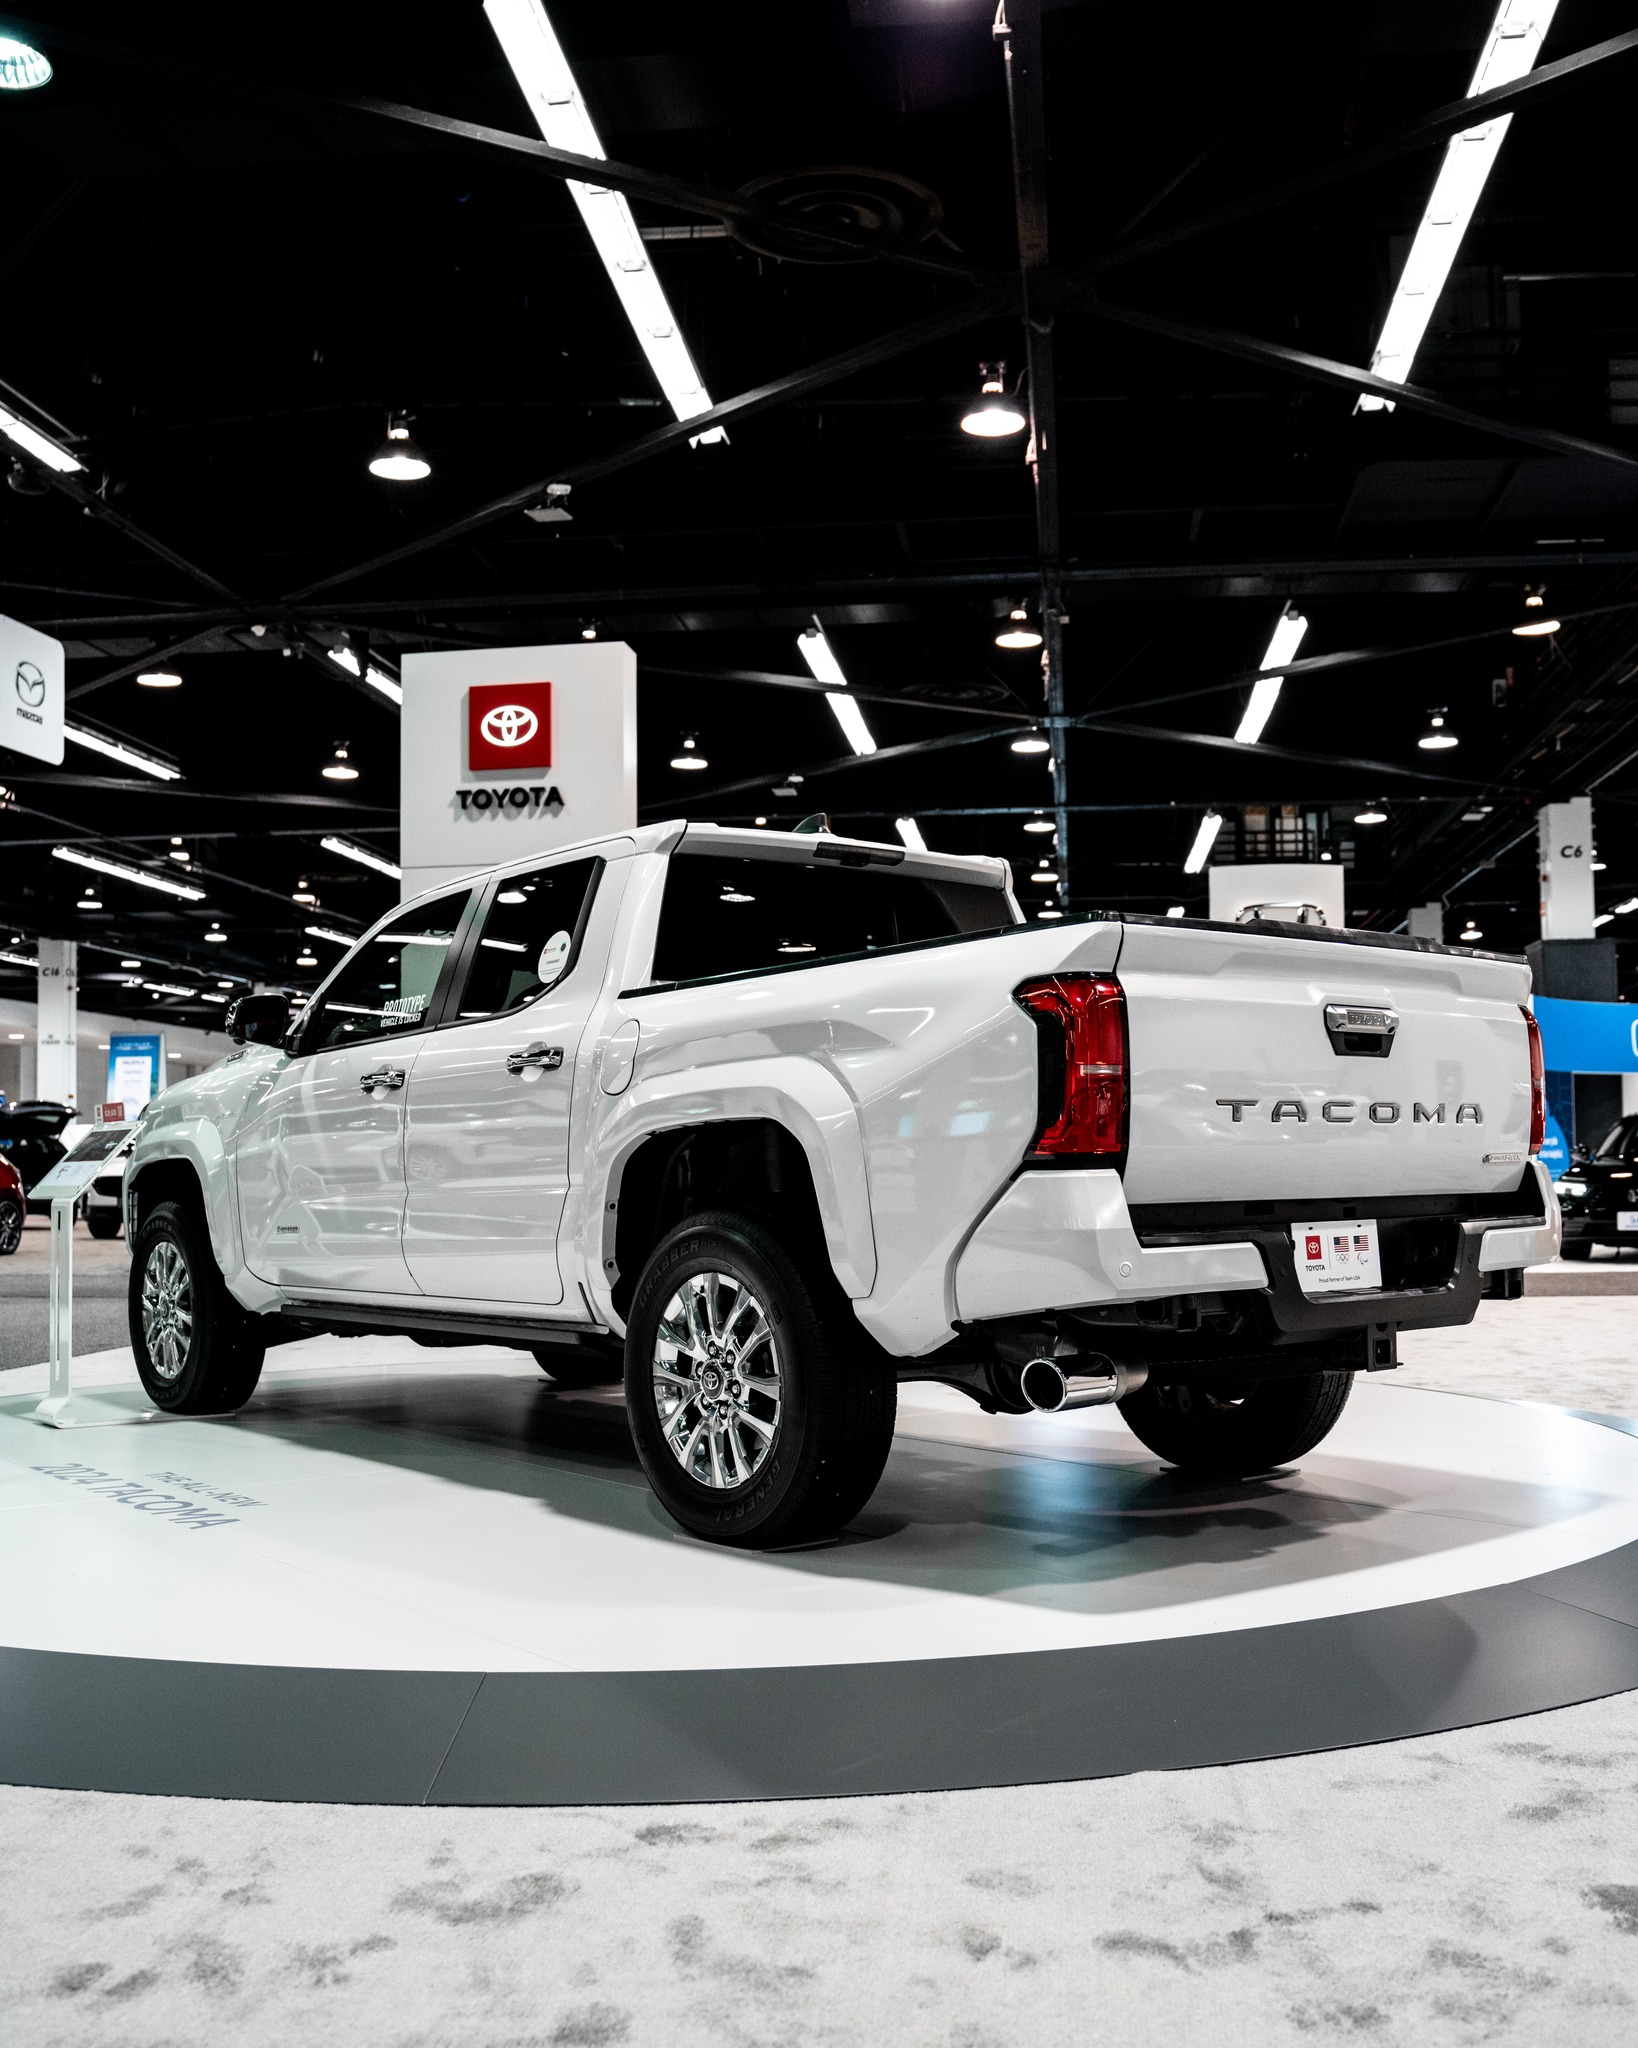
1538;797;1596;940
35;938;78;1109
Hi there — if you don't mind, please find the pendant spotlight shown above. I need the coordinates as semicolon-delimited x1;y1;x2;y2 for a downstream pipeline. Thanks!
1023;813;1055;834
1418;710;1458;751
367;413;431;482
1010;728;1051;755
1354;804;1388;825
292;878;317;906
322;743;360;781
960;363;1026;439
670;735;708;771
1512;587;1561;638
1459;919;1482;943
204;923;227;943
76;887;102;912
995;605;1043;651
296;948;319;969
0;35;52;91
137;670;182;689
581;620;600;641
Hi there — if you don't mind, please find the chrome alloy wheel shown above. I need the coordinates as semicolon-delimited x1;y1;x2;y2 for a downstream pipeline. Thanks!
0;1200;21;1255
652;1270;782;1490
140;1239;194;1381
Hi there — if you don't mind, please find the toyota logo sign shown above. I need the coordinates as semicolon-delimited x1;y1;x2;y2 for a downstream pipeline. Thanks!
468;679;552;770
480;702;538;749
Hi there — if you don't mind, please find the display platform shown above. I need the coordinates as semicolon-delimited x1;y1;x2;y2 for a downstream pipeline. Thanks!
3;1336;1638;1806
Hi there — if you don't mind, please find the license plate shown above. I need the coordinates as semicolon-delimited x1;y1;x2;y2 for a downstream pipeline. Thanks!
1292;1219;1383;1295
1619;1213;1638;1233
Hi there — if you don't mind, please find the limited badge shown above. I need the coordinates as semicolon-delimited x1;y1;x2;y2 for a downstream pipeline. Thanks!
537;928;572;988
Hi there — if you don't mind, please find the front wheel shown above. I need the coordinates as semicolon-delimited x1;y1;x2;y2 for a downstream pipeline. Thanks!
624;1210;896;1548
129;1200;265;1414
1118;1368;1353;1478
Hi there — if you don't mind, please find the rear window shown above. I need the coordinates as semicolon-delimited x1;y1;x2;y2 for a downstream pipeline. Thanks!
651;854;1011;986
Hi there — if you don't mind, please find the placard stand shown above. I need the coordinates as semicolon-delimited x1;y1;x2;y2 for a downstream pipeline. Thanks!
29;1132;163;1430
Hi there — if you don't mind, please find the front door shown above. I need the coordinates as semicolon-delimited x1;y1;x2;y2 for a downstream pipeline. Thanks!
402;854;613;1305
236;887;474;1293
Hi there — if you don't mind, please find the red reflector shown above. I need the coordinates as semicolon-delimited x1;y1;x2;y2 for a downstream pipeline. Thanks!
1016;975;1127;1158
1522;1005;1545;1155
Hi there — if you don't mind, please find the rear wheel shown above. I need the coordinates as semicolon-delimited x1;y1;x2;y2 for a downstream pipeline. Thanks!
624;1210;896;1548
129;1199;265;1414
0;1196;22;1255
1118;1368;1353;1478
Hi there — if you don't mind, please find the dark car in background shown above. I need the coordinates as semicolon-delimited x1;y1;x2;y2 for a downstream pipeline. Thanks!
0;1155;23;1254
0;1100;76;1212
1553;1115;1638;1258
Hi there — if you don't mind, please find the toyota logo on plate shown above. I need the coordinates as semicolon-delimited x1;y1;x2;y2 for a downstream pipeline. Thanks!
479;702;538;749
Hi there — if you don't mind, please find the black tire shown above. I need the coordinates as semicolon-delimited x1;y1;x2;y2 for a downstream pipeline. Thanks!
0;1195;22;1255
624;1209;896;1548
531;1345;623;1388
86;1209;123;1240
129;1199;266;1414
1560;1238;1593;1261
1118;1368;1353;1478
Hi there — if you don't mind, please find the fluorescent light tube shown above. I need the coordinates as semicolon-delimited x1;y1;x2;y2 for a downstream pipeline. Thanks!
143;982;202;999
1234;607;1309;745
305;925;356;946
1359;1;1559;409
320;835;403;880
895;818;927;852
0;948;37;967
63;722;182;781
52;845;206;900
328;647;403;704
0;402;83;473
1183;812;1223;874
483;0;725;445
797;627;877;755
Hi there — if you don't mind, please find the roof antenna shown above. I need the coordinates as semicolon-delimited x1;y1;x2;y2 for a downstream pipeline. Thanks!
793;812;831;835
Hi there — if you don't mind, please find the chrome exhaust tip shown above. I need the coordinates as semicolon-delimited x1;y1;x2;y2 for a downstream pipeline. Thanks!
1019;1355;1147;1413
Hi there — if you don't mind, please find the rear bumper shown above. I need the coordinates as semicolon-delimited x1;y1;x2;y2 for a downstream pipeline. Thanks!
952;1161;1559;1330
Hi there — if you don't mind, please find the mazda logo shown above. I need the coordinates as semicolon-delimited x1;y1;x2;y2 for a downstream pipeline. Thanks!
14;661;45;708
479;703;538;748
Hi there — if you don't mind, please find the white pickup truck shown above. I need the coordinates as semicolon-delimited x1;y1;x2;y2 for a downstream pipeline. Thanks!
126;821;1558;1547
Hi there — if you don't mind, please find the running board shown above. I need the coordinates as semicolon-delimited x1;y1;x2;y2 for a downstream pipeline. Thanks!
281;1300;614;1352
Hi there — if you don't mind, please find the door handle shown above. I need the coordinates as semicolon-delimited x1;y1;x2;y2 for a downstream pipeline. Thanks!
506;1042;564;1074
359;1067;406;1092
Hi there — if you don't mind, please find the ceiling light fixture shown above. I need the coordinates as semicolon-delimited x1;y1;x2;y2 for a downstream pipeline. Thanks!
960;362;1026;438
322;743;359;781
320;834;402;880
77;888;102;911
144;982;201;1000
773;773;803;798
1183;811;1224;875
1354;804;1389;825
581;620;599;641
327;646;404;704
995;605;1043;650
63;722;182;781
1358;0;1559;409
895;818;927;853
305;925;355;946
1166;906;1186;919
1011;728;1050;755
204;923;227;943
295;951;319;969
1459;919;1483;943
670;735;708;771
0;400;81;472
1038;906;1063;920
0;35;53;90
484;0;726;444
292;879;317;906
1612;897;1638;917
1233;605;1309;746
137;670;182;689
1512;586;1562;637
120;957;141;969
1023;813;1055;834
799;625;878;756
368;413;431;481
52;846;206;901
169;837;190;864
1418;710;1459;751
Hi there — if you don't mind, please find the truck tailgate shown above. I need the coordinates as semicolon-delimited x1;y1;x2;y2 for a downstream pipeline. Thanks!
1114;922;1535;1206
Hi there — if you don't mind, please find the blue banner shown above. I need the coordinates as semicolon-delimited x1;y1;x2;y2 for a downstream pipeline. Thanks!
1533;996;1638;1076
107;1032;163;1118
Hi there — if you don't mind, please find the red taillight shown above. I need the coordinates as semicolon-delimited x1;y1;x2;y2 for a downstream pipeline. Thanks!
1523;1004;1546;1155
1016;975;1127;1159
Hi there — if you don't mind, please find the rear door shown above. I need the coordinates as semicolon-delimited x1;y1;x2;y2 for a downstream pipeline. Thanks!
235;888;475;1292
401;852;619;1305
1115;921;1535;1205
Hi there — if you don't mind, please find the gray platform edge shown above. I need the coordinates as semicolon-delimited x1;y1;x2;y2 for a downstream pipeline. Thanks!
3;1538;1637;1806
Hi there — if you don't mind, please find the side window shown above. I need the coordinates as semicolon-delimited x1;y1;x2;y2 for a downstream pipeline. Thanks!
454;858;601;1018
650;855;1010;985
304;890;473;1053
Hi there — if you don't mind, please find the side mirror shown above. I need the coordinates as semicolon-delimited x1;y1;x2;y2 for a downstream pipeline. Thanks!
226;993;292;1048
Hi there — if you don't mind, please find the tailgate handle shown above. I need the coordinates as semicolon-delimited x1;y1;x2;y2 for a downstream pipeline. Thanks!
1324;1004;1398;1058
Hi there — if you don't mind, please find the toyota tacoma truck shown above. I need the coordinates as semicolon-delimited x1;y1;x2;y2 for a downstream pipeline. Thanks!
125;821;1558;1547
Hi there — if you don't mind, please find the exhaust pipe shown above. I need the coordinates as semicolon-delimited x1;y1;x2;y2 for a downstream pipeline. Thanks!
1019;1355;1147;1413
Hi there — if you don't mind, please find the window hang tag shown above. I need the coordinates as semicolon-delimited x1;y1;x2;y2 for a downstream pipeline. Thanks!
537;929;572;988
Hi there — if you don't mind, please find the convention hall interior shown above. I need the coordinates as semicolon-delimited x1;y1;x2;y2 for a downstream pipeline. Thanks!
4;1;1638;2041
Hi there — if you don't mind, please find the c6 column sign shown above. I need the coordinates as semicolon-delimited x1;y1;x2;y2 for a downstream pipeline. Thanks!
1;612;65;765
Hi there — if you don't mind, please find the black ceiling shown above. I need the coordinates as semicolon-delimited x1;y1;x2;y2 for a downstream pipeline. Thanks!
5;0;1638;1031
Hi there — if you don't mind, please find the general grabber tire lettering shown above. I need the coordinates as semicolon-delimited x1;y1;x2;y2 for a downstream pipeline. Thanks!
129;1198;266;1415
1117;1367;1354;1478
624;1209;896;1548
